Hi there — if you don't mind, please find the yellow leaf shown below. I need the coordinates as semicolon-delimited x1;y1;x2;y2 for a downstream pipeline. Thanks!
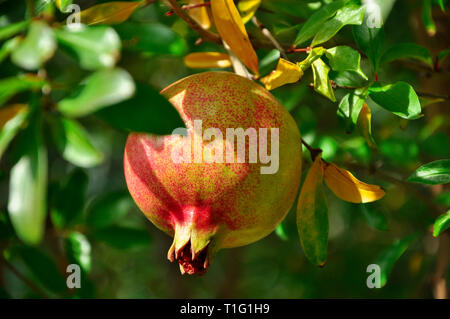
184;52;231;68
297;154;328;266
79;1;144;25
188;0;211;29
0;104;27;129
323;162;385;203
211;0;259;74
238;0;261;24
357;103;376;148
261;58;303;90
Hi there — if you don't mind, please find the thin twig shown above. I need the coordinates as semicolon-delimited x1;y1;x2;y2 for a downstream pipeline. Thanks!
2;257;49;298
251;16;288;59
167;0;221;44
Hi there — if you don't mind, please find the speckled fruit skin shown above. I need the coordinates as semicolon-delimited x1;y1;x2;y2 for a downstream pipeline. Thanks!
124;72;302;274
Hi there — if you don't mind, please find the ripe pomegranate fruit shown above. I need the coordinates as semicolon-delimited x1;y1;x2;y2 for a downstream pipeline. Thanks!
124;72;302;274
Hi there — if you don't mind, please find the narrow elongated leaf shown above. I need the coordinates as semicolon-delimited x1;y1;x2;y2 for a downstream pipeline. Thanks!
93;226;151;250
323;162;385;203
259;49;280;76
311;58;336;102
11;21;56;70
326;46;367;79
211;0;259;74
86;190;134;229
375;234;417;287
261;58;303;90
294;0;349;45
433;211;450;237
422;0;436;36
14;246;66;293
0;20;29;41
115;22;186;56
380;43;433;67
369;82;421;120
55;26;121;70
79;1;144;25
297;155;328;266
49;117;103;167
188;0;211;29
0;37;21;64
337;87;369;133
357;103;376;148
58;68;135;117
406;160;450;185
65;232;92;272
352;25;385;72
238;0;261;24
184;52;231;69
275;222;288;241
8;113;47;245
51;168;88;229
311;3;365;47
0;75;46;107
0;104;29;160
96;82;185;135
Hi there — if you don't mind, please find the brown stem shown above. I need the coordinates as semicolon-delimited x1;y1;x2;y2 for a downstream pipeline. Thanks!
433;233;449;299
1;257;49;298
251;16;288;59
167;0;221;44
301;139;322;161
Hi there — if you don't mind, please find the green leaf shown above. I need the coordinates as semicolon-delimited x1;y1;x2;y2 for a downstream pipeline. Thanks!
0;36;21;64
55;0;73;12
361;204;388;231
259;49;280;76
58;68;135;118
0;75;46;107
297;156;328;266
49;117;103;167
8;112;47;246
330;70;366;87
406;159;450;185
11;21;56;70
0;20;29;41
14;246;66;293
51;168;88;229
380;43;433;67
86;190;135;229
96;82;185;135
311;3;365;47
311;58;336;102
65;232;91;272
294;0;349;45
435;191;450;206
337;87;369;133
433;211;450;237
436;0;446;12
375;234;417;287
275;221;288;241
369;82;421;119
326;46;367;79
379;138;419;165
437;48;450;66
93;226;152;250
114;22;187;56
55;26;121;70
352;25;385;72
423;0;436;36
0;105;29;161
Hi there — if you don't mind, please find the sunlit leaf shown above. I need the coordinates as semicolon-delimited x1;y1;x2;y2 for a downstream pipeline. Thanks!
58;68;135;117
337;87;369;133
259;49;280;76
211;0;259;74
65;232;92;272
0;75;46;107
352;25;385;72
238;0;261;24
406;160;450;185
297;154;328;266
260;58;303;90
422;0;436;36
188;0;211;29
433;211;450;237
323;162;385;203
326;46;367;79
0;104;29;160
8;113;47;245
55;26;121;70
184;52;231;69
0;20;29;41
369;82;421;120
11;21;56;70
0;36;21;64
311;58;335;102
275;221;288;241
79;1;144;25
357;103;377;148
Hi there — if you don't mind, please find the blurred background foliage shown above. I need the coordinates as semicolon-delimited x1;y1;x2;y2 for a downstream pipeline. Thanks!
0;0;449;299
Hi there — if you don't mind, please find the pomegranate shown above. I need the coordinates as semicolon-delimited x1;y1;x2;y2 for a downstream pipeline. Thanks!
124;72;302;274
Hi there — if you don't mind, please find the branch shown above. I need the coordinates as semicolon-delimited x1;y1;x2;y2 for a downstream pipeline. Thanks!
251;16;288;59
167;0;221;44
